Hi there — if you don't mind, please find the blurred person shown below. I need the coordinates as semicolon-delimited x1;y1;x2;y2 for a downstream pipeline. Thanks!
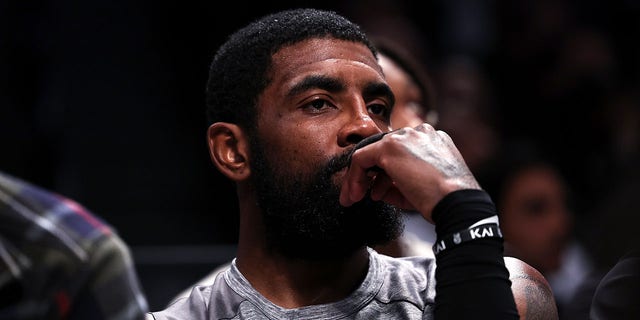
566;160;640;319
373;36;438;130
147;8;557;319
0;170;148;319
481;140;593;319
434;56;501;180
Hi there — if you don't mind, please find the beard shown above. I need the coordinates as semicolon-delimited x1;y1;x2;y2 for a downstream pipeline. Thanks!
249;137;404;261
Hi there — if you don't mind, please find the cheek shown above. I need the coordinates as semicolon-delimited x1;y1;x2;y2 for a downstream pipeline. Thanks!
258;112;341;173
263;129;324;172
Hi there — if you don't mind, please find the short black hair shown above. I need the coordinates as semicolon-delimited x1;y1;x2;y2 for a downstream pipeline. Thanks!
205;8;377;130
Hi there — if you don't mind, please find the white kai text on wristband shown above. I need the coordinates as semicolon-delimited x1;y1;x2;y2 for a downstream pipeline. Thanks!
432;220;503;256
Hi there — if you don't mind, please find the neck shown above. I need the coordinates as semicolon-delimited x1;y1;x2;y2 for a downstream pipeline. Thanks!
236;242;370;308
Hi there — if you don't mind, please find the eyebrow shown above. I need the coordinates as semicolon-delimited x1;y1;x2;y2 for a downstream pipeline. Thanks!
286;75;345;98
363;82;395;107
286;75;395;106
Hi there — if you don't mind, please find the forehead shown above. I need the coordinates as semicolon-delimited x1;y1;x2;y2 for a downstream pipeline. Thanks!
269;38;383;85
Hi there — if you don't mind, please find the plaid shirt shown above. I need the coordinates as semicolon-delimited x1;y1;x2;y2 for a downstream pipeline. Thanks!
0;171;148;319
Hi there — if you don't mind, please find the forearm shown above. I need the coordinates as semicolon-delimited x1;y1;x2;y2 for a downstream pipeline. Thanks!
432;189;519;319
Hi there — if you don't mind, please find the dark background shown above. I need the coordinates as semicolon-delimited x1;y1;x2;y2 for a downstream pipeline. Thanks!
2;0;639;310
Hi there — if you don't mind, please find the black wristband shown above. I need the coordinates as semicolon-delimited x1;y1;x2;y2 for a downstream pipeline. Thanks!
433;222;503;256
432;189;497;235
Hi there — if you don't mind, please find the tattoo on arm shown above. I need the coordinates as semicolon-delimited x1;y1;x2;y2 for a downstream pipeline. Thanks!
511;273;559;320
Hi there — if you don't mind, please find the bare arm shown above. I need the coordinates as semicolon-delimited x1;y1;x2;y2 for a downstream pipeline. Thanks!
505;257;559;320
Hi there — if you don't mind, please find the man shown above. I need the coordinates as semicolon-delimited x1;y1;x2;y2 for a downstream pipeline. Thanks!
166;38;437;302
148;8;556;319
0;170;148;319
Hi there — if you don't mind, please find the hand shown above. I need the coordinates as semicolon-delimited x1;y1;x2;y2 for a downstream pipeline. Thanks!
339;123;481;223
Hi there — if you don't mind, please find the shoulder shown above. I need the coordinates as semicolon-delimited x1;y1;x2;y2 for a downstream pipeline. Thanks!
170;261;231;305
0;171;148;318
149;263;248;319
371;249;437;305
0;171;115;249
148;285;214;319
590;250;640;319
504;256;559;320
372;248;436;278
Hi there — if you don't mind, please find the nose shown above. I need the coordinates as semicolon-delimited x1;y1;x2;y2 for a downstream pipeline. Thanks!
337;108;384;147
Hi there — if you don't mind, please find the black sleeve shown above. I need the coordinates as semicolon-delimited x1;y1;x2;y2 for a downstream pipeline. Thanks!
431;189;519;319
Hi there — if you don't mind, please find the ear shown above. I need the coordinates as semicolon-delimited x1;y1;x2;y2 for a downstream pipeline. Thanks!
207;123;250;181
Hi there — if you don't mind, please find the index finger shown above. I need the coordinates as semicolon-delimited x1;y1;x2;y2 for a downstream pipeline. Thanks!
339;132;390;206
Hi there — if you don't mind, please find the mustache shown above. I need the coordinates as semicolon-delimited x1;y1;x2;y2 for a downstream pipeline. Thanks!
325;131;391;176
325;149;353;175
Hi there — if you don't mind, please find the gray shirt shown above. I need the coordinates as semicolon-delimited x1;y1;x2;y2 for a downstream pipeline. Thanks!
147;248;436;319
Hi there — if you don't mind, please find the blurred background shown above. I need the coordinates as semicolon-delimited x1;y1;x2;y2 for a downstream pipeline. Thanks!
1;0;639;314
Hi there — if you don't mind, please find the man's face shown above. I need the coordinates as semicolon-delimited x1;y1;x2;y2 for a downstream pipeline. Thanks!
250;39;403;259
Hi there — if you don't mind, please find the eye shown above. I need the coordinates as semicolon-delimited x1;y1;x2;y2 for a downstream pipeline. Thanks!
368;102;391;119
301;98;335;113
